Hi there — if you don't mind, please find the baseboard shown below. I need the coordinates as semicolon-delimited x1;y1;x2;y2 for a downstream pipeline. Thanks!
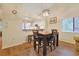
59;40;75;45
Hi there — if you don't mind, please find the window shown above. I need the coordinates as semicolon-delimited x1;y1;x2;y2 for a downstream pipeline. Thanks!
61;17;79;33
74;17;79;32
61;17;73;32
0;21;4;32
22;22;31;30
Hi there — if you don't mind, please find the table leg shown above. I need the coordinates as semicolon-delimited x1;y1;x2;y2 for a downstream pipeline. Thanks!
34;40;36;50
43;37;47;56
56;34;59;46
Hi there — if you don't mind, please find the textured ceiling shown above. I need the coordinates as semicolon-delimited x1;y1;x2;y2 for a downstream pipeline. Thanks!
21;3;54;18
1;3;79;21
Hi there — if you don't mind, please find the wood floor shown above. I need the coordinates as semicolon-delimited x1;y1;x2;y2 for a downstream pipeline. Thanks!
17;41;79;56
0;37;2;49
0;41;79;56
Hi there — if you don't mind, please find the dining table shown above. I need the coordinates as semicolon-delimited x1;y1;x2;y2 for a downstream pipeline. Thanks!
33;30;59;56
39;31;59;56
39;31;52;56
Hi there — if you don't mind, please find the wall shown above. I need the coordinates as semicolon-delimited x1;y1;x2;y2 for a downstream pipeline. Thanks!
1;4;30;49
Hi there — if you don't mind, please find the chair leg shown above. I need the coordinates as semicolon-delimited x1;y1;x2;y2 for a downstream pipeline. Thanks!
34;40;36;50
47;41;49;46
38;40;41;53
53;39;55;50
50;42;53;51
38;44;40;53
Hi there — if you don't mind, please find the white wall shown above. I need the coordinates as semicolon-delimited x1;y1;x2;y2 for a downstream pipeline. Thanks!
1;4;31;49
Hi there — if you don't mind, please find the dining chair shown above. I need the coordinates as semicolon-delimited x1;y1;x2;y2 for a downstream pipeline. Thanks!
52;29;59;46
32;30;43;52
47;33;56;51
28;35;33;43
32;30;39;50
